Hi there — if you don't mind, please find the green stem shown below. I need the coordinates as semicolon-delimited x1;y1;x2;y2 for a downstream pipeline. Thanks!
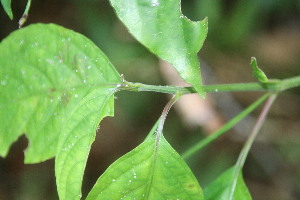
181;93;270;160
155;94;180;147
119;75;300;94
229;94;277;200
19;0;32;28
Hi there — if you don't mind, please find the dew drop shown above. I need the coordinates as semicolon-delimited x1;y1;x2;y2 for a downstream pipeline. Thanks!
74;94;78;98
19;39;24;46
112;179;116;182
151;0;159;6
46;59;54;65
1;80;7;86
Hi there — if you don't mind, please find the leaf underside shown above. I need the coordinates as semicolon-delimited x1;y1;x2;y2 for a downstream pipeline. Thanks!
86;135;204;200
110;0;208;97
204;167;252;200
0;23;121;200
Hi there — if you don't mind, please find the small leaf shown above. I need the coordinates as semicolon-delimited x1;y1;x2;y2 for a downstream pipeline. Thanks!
110;0;208;97
250;57;268;83
0;23;121;199
204;167;252;200
1;0;13;19
86;135;204;200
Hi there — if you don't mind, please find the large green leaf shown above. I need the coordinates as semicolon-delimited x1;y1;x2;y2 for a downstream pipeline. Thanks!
0;23;121;199
86;135;204;199
110;0;208;97
1;0;13;19
204;167;252;200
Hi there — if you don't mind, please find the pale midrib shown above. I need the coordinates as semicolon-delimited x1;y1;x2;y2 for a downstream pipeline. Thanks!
144;139;160;199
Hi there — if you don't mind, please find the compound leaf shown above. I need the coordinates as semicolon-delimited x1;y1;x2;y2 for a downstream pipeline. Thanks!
1;0;13;19
110;0;208;97
86;135;204;200
204;167;252;200
0;23;121;200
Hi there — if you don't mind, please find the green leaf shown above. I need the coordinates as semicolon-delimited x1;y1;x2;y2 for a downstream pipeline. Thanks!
0;23;121;199
110;0;208;97
86;135;204;200
250;57;268;83
204;167;252;200
1;0;13;19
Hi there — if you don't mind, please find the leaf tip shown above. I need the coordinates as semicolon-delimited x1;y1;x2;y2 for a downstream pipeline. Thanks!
1;1;13;20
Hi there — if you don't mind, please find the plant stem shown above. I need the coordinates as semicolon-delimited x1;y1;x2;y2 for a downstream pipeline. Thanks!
229;94;277;200
181;93;270;160
156;93;181;146
119;75;300;94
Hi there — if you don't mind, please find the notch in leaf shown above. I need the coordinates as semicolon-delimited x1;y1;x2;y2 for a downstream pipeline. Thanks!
0;23;121;200
110;0;208;97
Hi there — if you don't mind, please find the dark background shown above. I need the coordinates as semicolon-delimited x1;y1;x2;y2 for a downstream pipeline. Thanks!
1;0;300;199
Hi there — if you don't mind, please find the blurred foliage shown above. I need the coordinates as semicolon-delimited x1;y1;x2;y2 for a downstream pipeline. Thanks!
0;0;299;199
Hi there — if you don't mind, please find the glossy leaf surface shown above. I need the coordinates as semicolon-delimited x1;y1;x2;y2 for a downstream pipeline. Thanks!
204;167;252;200
0;23;121;199
110;0;208;97
1;0;13;19
86;135;204;200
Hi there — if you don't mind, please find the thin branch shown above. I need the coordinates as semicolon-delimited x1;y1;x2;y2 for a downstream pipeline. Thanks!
181;93;270;160
118;75;300;95
155;94;180;148
229;94;278;200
